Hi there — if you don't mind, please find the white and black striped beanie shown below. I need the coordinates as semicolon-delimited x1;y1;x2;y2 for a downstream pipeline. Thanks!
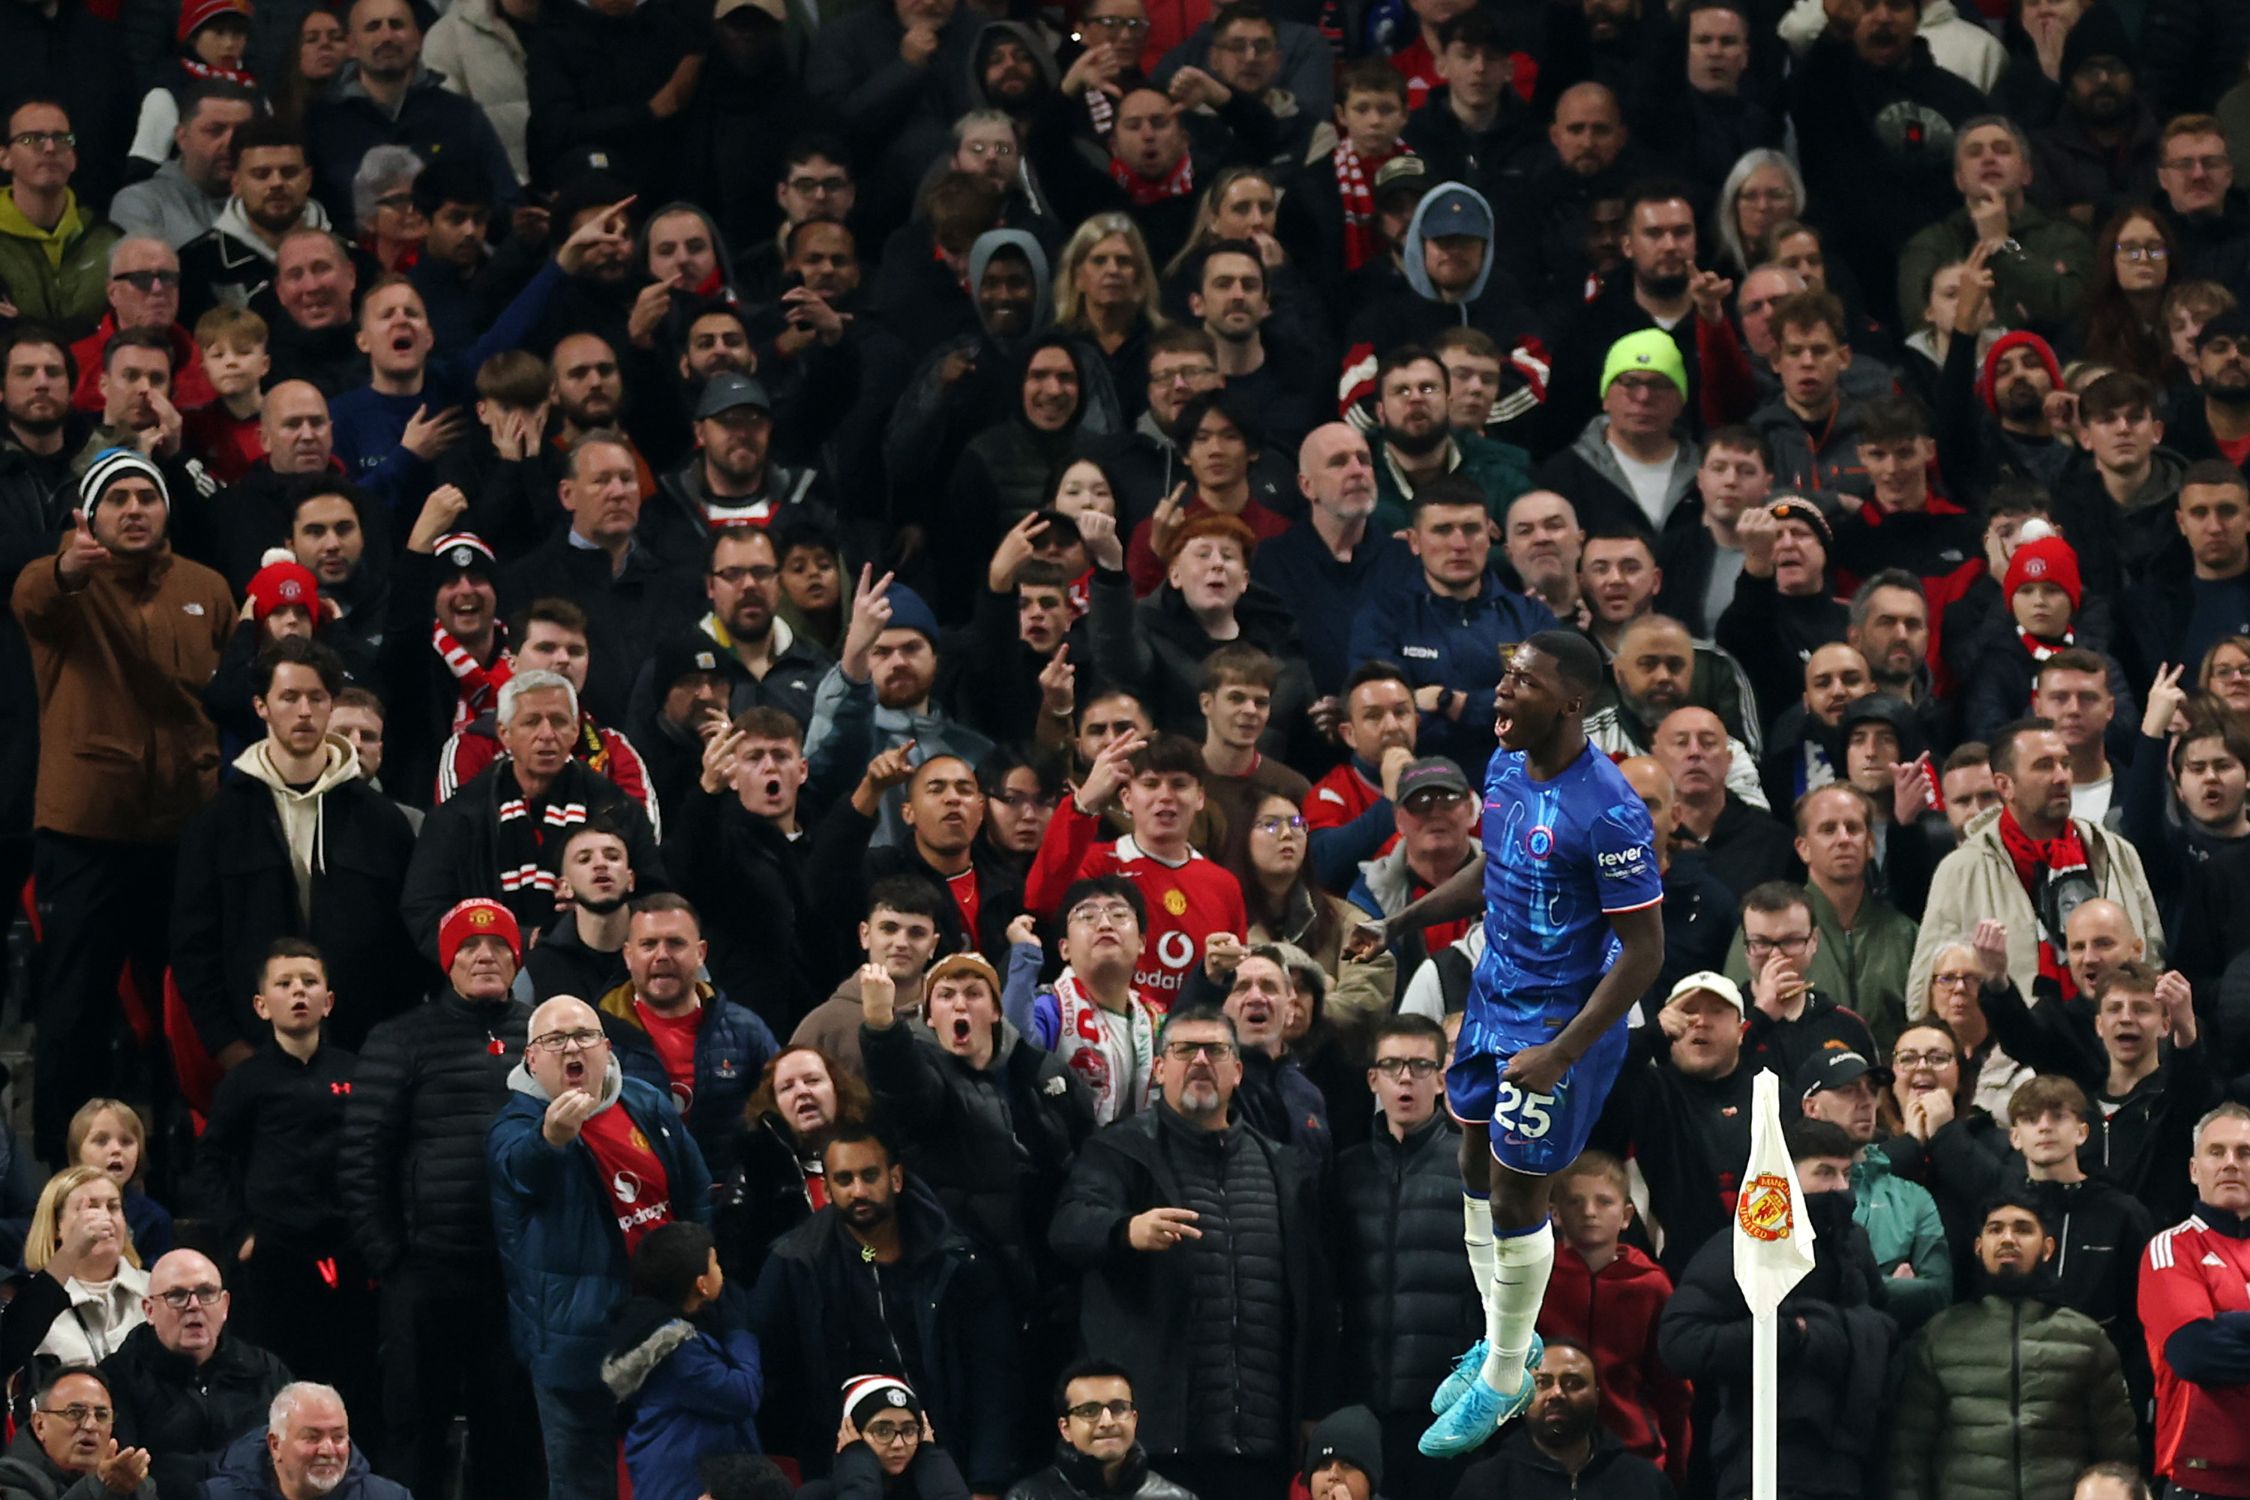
80;448;169;517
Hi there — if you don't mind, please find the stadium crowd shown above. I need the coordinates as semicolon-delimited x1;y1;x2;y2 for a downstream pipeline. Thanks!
0;0;2249;1494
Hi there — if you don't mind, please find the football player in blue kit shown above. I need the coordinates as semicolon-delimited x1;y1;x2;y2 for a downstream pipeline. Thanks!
1346;629;1665;1456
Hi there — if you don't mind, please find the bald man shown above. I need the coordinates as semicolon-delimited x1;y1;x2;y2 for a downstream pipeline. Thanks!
1652;706;1795;898
205;380;344;591
489;993;711;1500
1620;754;1739;995
1758;642;1874;810
1594;618;1768;804
1256;421;1403;694
102;1248;292;1500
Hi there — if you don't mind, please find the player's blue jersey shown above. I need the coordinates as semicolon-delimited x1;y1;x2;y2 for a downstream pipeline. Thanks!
1473;739;1663;999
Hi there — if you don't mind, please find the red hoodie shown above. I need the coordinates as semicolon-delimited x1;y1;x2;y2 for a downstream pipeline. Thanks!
1538;1243;1694;1483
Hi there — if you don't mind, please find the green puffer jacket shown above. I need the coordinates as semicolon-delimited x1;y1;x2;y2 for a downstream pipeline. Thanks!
1891;1289;2138;1500
0;189;119;340
1852;1147;1953;1330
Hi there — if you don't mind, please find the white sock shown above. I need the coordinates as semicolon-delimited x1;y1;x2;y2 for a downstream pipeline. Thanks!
1463;1194;1498;1322
1479;1221;1554;1394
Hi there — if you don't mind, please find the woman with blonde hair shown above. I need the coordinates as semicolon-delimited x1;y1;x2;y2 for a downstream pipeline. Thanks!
1053;212;1166;407
1;1167;147;1391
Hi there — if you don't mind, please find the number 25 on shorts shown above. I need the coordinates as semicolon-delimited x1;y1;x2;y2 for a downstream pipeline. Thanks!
1494;1080;1556;1139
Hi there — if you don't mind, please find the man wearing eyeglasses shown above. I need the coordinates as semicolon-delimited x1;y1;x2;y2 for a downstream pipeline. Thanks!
2153;114;2250;285
67;240;217;417
489;993;711;1500
0;1368;153;1499
1330;1014;1480;1495
100;1250;290;1500
1005;1359;1192;1500
1051;1004;1328;1500
0;101;121;341
1735;879;1878;1085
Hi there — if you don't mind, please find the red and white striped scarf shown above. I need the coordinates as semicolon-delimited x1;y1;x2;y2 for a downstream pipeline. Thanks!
431;622;512;733
180;56;256;87
1336;140;1403;271
1108;152;1194;207
495;794;589;900
2017;627;2075;664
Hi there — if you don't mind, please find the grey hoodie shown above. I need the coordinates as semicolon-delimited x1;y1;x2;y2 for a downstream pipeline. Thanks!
965;227;1052;346
506;1049;626;1111
1401;183;1496;306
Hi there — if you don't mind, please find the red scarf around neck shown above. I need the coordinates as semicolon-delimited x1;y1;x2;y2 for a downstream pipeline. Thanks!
2017;626;2076;663
1109;153;1194;208
181;56;256;87
1335;140;1403;272
1996;806;2089;998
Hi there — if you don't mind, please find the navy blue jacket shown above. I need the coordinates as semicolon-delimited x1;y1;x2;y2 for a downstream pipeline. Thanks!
488;1066;713;1389
200;1427;410;1500
600;1295;764;1500
597;980;779;1182
1346;569;1557;771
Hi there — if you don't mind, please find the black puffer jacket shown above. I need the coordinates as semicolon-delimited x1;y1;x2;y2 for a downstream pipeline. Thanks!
1003;1443;1196;1500
714;1114;823;1287
101;1327;291;1500
1049;1104;1330;1460
335;988;531;1276
861;1014;1094;1294
1332;1115;1481;1417
1086;568;1317;758
1454;1424;1675;1500
1170;1106;1290;1461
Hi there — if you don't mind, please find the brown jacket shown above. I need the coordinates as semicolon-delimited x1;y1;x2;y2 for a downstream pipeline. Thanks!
12;546;237;842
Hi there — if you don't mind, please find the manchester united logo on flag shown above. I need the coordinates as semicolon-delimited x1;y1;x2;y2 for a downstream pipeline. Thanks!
1737;1173;1792;1242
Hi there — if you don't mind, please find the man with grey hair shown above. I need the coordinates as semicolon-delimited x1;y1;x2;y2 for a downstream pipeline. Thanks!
1897;114;2094;331
2139;1101;2250;1500
401;666;667;962
203;1377;414;1497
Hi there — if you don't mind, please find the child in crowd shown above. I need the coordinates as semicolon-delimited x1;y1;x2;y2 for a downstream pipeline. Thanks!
67;1098;173;1262
604;1221;764;1500
1538;1150;1695;1485
186;305;271;484
191;939;372;1409
130;0;260;168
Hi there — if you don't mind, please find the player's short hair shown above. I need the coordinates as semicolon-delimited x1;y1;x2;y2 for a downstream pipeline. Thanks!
1527;629;1603;697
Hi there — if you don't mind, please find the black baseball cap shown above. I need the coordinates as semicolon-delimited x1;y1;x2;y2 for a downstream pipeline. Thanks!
1796;1049;1892;1098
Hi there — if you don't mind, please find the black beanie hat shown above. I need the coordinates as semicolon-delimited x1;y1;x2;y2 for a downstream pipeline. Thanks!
1304;1405;1384;1489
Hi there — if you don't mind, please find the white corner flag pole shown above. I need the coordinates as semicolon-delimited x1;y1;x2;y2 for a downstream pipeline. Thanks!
1733;1069;1818;1500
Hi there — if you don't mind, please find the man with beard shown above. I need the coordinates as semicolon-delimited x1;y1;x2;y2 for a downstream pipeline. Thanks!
1932;306;2072;498
1845;572;1941;727
1659;1119;1899;1500
1542;183;1702;447
1759;642;1870;810
627;528;830;754
1349;478;1559;773
521;818;638;1003
0;328;81;938
543;332;661;495
1449;1343;1671;1500
806;571;993;849
282;481;385;679
306;0;520;237
1898;118;2096;339
1366;346;1531;535
646;375;832;577
1589;615;1765;795
1893;1194;2136;1496
1051;1005;1327;1498
970;21;1052;121
2030;11;2161;228
751;1126;1019;1493
180;121;332;326
593;892;778;1176
14;450;235;1157
200;1382;408;1500
113;82;256;251
401;668;666;956
1255;425;1404;699
2170;310;2250;468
